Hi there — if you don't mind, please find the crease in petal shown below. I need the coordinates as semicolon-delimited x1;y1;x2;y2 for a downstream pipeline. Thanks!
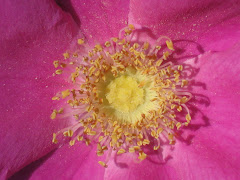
0;0;80;178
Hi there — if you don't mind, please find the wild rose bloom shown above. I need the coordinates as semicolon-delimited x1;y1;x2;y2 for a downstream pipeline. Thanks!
1;0;240;180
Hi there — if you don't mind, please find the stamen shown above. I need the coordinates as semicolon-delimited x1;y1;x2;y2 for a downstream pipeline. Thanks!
51;25;193;168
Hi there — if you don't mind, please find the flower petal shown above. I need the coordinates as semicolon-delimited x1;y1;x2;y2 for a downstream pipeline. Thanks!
69;0;130;44
129;0;240;54
10;144;105;180
0;0;79;178
104;152;178;180
165;43;240;179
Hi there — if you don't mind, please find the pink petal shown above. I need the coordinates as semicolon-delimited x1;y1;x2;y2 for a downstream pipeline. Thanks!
104;152;178;180
129;0;240;55
0;0;79;178
10;144;105;180
164;43;240;179
69;0;130;44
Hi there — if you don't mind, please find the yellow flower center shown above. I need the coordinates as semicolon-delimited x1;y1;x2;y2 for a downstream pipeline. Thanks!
50;24;193;168
106;75;144;113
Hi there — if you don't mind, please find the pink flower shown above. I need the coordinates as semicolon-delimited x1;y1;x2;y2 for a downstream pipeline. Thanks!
1;0;240;179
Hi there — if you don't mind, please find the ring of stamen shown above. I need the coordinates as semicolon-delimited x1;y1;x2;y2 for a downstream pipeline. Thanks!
51;24;192;168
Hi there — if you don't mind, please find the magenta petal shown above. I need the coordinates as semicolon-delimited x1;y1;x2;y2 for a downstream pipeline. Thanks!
104;151;178;180
129;0;240;53
10;144;105;180
70;0;130;44
0;0;79;178
166;43;240;179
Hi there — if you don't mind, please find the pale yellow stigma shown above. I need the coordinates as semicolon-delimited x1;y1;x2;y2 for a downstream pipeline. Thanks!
106;76;144;113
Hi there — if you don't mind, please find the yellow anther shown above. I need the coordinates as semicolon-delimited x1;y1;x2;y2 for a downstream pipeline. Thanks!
112;37;119;42
143;139;150;145
77;136;83;141
98;136;104;142
98;161;107;168
69;140;75;146
128;24;135;30
140;52;146;60
85;139;91;146
137;141;143;146
138;152;147;161
95;44;103;52
88;131;97;135
143;42;149;50
138;133;143;139
55;69;63;75
133;43;139;49
105;41;111;47
186;114;191;122
58;108;64;114
83;56;89;62
134;146;141;151
117;149;126;155
156;46;161;50
168;133;174;140
78;38;85;45
72;52;78;58
176;122;182;130
52;133;58;144
166;40;174;50
151;130;156;137
53;61;59;68
129;147;135;153
178;65;183;71
61;89;70;99
157;128;163;134
50;110;57;119
181;80;189;87
118;39;126;45
181;96;189;103
156;59;163;66
52;96;60;101
63;52;70;59
124;28;132;35
177;106;182;112
60;63;67;68
163;51;170;60
63;129;73;137
97;151;104;156
171;104;176;109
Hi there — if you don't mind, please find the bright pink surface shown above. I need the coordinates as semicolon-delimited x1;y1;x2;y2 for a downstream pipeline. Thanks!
1;0;240;179
129;0;240;56
70;0;130;45
0;0;78;178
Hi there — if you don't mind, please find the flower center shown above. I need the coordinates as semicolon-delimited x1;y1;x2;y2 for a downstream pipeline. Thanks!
106;75;144;113
50;24;193;168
